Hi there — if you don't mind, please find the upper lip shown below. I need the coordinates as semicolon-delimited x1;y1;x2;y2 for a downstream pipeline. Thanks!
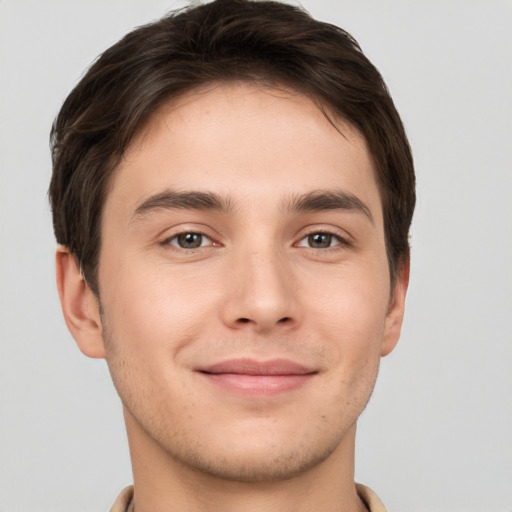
198;358;316;376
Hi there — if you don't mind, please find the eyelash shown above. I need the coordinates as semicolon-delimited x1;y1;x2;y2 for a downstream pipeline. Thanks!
162;231;217;250
161;230;350;251
296;231;350;250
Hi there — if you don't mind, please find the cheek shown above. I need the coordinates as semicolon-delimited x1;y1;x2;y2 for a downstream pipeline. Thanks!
99;258;220;359
98;264;214;412
303;261;389;391
307;265;389;343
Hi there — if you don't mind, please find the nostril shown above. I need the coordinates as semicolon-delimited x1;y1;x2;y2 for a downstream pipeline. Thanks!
235;317;292;326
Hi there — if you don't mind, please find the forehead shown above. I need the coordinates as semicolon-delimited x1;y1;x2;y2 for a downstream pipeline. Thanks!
130;82;369;160
106;82;381;221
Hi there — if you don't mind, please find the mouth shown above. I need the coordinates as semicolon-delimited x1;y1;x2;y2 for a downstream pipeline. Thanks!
196;358;317;396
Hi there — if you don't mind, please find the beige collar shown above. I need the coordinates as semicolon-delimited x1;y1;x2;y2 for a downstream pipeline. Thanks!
111;483;386;512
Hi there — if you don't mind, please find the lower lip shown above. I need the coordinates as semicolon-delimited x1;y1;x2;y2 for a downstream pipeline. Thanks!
199;373;314;396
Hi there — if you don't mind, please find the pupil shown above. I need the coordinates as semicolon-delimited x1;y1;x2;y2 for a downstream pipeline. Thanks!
309;233;331;248
178;233;202;248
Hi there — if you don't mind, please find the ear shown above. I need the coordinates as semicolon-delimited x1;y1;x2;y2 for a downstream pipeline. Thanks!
55;246;106;358
381;257;410;357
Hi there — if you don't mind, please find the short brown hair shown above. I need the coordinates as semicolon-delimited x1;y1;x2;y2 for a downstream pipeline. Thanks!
49;0;415;295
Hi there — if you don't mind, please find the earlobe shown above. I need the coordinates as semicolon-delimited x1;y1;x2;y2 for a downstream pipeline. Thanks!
55;246;106;359
381;258;410;357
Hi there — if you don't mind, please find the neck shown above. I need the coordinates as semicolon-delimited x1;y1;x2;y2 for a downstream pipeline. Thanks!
124;408;366;512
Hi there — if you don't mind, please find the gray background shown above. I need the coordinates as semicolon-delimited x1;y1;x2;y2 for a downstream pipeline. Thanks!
1;1;511;511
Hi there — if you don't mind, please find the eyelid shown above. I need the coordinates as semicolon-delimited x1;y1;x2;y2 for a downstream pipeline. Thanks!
158;225;222;249
296;233;347;249
166;232;213;248
295;226;353;247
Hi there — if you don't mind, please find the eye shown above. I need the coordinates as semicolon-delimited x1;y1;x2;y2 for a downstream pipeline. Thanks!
297;232;342;249
166;232;213;249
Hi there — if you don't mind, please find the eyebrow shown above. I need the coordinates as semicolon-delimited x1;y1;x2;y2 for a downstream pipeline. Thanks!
132;190;235;220
286;190;374;224
131;188;373;224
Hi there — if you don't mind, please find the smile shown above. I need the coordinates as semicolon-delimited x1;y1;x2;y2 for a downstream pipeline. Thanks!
196;358;317;396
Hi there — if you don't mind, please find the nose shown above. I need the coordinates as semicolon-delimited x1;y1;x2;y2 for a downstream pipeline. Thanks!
220;247;300;333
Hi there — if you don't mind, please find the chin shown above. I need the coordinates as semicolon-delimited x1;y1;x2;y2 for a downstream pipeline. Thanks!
142;410;357;483
168;437;342;483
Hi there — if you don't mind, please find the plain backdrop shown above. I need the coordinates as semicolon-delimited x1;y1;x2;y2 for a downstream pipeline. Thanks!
1;1;511;511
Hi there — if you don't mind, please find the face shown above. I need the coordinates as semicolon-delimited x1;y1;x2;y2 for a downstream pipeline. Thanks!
92;83;405;481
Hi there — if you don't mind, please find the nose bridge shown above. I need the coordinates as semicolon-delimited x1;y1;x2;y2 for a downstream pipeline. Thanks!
222;240;299;332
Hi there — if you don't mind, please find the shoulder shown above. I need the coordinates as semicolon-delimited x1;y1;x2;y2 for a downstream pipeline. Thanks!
356;483;387;512
109;486;134;512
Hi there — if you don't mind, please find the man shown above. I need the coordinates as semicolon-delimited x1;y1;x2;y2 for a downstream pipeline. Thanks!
49;0;415;510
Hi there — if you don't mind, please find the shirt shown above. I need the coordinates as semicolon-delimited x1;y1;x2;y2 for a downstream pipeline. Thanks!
110;483;386;511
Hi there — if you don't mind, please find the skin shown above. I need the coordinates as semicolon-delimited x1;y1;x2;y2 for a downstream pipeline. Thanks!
56;83;408;512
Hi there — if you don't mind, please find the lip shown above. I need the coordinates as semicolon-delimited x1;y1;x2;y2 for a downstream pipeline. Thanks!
196;358;317;396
